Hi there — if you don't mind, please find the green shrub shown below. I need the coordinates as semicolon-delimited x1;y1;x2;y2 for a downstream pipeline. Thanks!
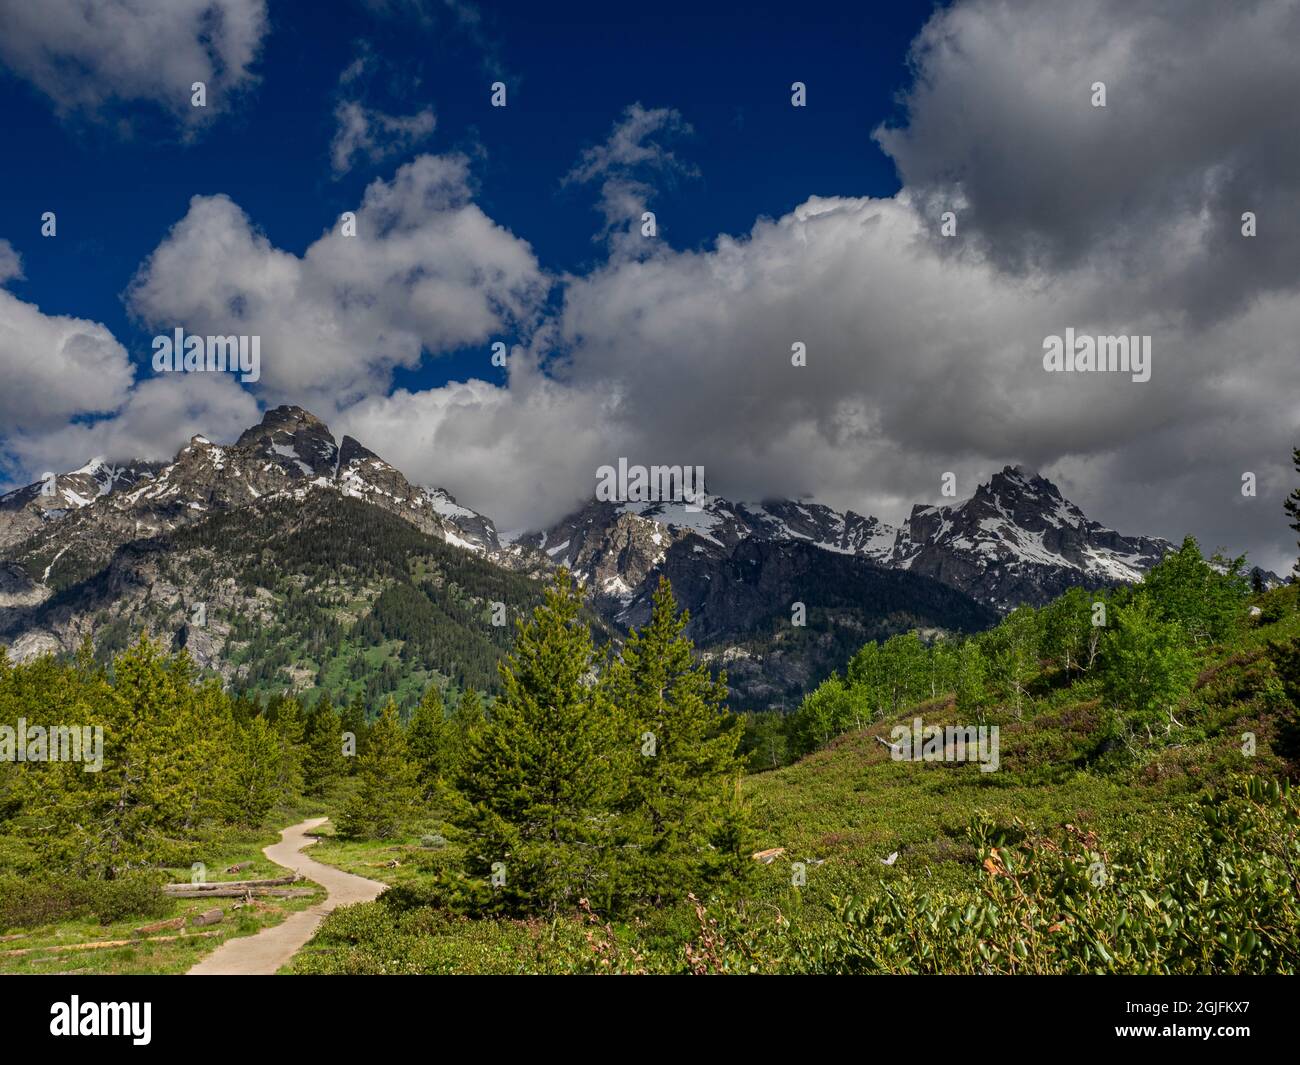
0;874;172;930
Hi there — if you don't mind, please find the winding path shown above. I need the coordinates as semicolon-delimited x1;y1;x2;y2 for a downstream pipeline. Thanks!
187;817;387;975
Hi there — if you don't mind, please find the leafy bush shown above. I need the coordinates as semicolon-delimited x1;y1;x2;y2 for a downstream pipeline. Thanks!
0;874;172;930
678;777;1299;974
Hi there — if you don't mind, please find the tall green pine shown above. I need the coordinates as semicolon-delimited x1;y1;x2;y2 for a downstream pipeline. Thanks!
451;570;616;914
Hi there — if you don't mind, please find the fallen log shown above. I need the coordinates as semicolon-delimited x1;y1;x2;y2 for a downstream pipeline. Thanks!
133;917;185;937
163;875;299;893
190;908;224;927
1;931;219;958
225;861;255;873
162;885;316;899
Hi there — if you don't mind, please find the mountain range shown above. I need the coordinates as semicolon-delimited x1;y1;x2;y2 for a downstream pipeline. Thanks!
0;405;1262;708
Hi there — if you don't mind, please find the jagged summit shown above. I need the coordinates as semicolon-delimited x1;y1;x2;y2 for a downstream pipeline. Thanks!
1;405;1193;620
523;466;1176;612
0;407;499;560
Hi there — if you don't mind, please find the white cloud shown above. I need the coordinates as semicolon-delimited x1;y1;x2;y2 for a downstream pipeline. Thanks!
3;374;260;480
6;0;1298;577
336;348;614;531
126;153;549;411
563;103;697;258
0;259;135;434
0;240;23;284
0;0;268;127
330;101;436;175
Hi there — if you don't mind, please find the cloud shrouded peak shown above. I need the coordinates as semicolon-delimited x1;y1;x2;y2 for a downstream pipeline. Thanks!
0;0;268;129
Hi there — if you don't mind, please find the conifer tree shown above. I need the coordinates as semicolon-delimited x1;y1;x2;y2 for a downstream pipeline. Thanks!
225;715;284;828
337;699;422;840
604;577;750;908
302;694;346;796
406;684;450;798
451;570;616;914
267;693;305;800
339;693;368;774
21;639;221;876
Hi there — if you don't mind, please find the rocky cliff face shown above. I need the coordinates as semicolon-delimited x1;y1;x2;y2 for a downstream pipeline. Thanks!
889;465;1173;609
516;464;1176;614
0;406;502;593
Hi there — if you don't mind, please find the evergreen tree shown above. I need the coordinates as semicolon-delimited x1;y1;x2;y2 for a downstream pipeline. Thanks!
267;693;305;800
604;577;750;908
17;639;224;876
225;715;284;828
406;684;450;798
302;694;346;796
337;699;422;840
450;570;616;914
339;693;368;774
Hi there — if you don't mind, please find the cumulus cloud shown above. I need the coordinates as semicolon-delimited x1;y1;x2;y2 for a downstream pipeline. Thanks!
336;347;615;531
0;240;22;284
331;101;436;175
3;374;260;480
0;253;135;435
0;0;268;128
8;0;1297;577
345;1;1300;573
563;103;698;258
874;0;1300;321
126;153;549;412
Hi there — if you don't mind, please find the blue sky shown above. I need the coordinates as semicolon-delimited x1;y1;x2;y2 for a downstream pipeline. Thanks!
1;0;1296;571
0;0;929;398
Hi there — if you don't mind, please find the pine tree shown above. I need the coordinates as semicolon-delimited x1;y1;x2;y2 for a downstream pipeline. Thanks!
451;570;616;914
302;694;346;796
406;684;450;798
267;693;305;800
225;715;284;828
19;639;225;876
337;699;422;840
604;577;749;908
340;693;368;774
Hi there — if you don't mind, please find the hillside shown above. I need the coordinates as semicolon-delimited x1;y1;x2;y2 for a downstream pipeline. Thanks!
279;549;1300;974
7;491;570;707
